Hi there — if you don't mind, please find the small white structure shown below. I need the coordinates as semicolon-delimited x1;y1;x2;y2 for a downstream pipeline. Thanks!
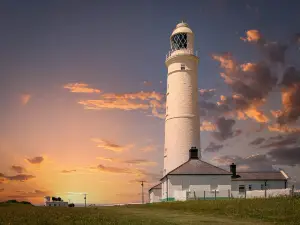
149;183;162;203
160;148;232;201
230;163;289;198
164;21;201;176
44;196;68;207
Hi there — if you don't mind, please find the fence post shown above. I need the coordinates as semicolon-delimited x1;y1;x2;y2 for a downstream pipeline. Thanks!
215;190;217;200
204;190;206;200
264;182;267;198
244;190;246;199
228;189;230;199
292;185;295;197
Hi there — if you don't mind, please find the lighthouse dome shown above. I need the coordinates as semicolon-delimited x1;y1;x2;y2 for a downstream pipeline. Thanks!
171;22;193;36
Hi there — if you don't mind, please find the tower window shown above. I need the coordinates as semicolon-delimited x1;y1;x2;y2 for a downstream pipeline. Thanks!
181;64;185;70
248;184;252;191
171;33;187;50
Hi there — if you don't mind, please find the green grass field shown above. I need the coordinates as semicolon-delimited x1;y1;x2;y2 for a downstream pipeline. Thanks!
0;197;299;225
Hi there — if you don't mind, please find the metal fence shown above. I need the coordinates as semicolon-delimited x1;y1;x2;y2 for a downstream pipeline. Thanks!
183;186;299;201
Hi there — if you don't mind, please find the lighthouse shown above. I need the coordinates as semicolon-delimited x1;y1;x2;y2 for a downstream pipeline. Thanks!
163;21;201;175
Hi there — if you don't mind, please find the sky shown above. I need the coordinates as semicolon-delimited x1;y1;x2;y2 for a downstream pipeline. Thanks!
0;0;300;205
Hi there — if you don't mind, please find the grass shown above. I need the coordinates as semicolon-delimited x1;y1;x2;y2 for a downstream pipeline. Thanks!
0;197;299;225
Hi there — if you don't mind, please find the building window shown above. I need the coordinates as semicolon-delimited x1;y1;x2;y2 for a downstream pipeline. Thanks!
248;184;252;191
181;64;185;70
239;185;245;193
261;184;264;190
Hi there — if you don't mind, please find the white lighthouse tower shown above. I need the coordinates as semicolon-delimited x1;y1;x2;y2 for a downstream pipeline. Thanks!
164;21;201;175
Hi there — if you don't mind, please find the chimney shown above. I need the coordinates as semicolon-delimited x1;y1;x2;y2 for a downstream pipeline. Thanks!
189;147;198;159
230;163;237;178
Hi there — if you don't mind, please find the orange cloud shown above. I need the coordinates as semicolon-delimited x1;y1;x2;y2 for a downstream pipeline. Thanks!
64;83;101;93
91;165;138;175
96;157;114;162
240;62;256;72
200;121;217;131
4;174;35;182
212;53;238;71
7;189;50;199
91;138;133;152
268;124;300;133
26;156;44;164
240;30;262;43
96;157;157;167
271;110;283;118
122;159;157;167
61;169;77;174
78;91;165;119
140;144;156;152
238;105;269;123
10;165;26;174
21;94;31;105
101;91;164;101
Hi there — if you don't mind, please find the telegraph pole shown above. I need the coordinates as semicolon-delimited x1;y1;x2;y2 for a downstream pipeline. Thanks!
140;181;145;204
84;194;87;207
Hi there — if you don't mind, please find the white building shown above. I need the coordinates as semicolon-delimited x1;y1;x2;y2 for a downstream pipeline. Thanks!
44;196;68;207
149;183;162;203
148;21;290;203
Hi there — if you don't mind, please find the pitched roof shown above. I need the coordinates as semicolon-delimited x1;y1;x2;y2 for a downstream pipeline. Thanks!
161;159;231;180
148;183;162;192
232;171;288;181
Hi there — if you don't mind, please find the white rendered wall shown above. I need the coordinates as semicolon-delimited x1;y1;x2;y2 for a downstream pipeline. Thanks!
166;175;231;200
149;189;161;203
164;55;200;175
231;180;287;192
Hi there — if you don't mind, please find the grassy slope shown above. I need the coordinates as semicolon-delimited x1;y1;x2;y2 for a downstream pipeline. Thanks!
0;198;299;225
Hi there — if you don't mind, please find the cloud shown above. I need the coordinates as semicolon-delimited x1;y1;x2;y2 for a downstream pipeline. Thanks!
277;67;300;125
241;30;288;64
249;137;265;145
91;139;133;152
61;169;77;174
96;157;114;162
8;189;49;199
91;165;134;174
199;89;216;100
78;91;165;119
64;83;101;93
21;94;31;105
268;146;300;166
200;120;217;131
26;156;44;164
212;53;276;123
204;142;224;153
268;124;300;133
10;165;26;174
96;157;157;167
4;174;35;182
212;154;274;171
122;159;157;167
260;132;300;148
211;117;239;141
140;144;156;152
240;30;262;43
